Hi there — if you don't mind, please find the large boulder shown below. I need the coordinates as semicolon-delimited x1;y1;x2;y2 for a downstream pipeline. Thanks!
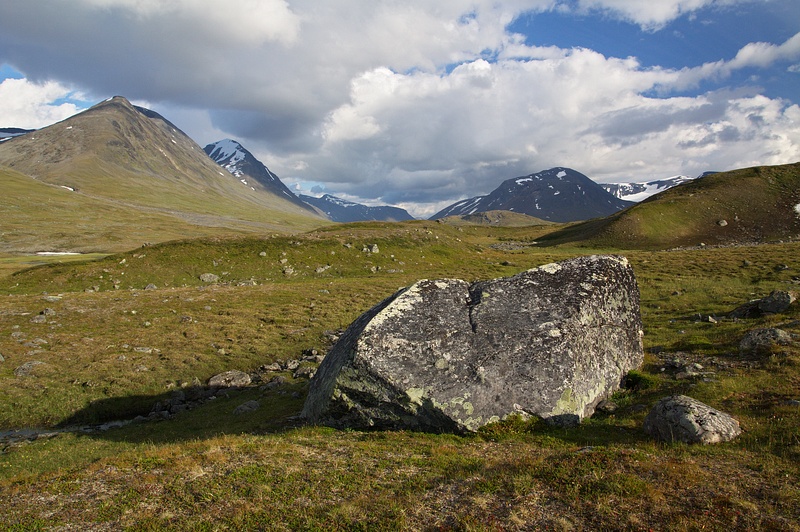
302;255;643;432
643;395;741;444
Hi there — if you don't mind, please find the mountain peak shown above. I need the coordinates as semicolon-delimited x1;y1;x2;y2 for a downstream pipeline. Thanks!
204;139;315;212
432;167;633;222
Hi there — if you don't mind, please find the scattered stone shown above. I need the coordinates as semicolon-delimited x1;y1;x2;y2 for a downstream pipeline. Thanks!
315;265;331;274
43;295;62;302
199;273;220;283
758;290;796;314
294;366;316;379
208;370;251;388
145;283;158;290
729;290;796;318
717;219;728;227
303;255;643;432
284;359;301;371
259;251;267;257
261;362;283;372
784;399;800;407
595;399;618;414
14;361;47;377
41;308;56;316
282;267;295;276
233;400;260;415
643;395;741;444
739;328;793;356
742;260;752;267
0;353;4;363
30;315;47;324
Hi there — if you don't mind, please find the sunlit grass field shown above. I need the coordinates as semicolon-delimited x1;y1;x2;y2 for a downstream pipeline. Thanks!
1;221;798;530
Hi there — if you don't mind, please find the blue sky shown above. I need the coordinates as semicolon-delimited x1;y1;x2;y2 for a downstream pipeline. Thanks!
1;0;798;217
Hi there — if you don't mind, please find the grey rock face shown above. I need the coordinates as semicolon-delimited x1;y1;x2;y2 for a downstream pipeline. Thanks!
208;370;251;388
739;328;793;355
233;400;260;415
302;255;643;432
643;395;741;444
758;290;796;314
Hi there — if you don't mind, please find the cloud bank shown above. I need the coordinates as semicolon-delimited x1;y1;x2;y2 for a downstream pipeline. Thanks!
1;0;798;216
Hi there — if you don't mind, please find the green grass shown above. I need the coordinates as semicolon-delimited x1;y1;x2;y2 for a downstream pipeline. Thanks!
1;223;799;529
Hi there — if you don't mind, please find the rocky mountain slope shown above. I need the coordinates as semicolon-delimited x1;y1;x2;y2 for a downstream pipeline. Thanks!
431;167;633;222
204;139;316;214
300;194;415;222
0;97;325;252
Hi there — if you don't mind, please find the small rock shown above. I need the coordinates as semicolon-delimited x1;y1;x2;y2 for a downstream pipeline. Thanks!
595;399;618;414
30;315;47;324
284;359;301;371
785;399;800;407
643;395;741;444
739;328;793;356
14;361;47;377
294;366;316;379
233;400;260;415
42;308;57;316
717;220;728;227
259;251;267;257
145;284;158;290
261;363;282;372
757;290;796;314
199;273;220;283
208;370;251;388
0;354;5;363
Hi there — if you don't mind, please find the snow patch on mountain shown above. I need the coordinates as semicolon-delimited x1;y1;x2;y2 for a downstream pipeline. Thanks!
602;175;695;202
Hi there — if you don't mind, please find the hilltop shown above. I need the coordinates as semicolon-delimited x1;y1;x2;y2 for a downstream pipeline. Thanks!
538;162;800;249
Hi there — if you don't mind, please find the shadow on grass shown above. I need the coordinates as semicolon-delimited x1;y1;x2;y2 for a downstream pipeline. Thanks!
60;380;310;445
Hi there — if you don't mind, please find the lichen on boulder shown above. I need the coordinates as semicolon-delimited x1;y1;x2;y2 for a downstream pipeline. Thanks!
302;255;644;433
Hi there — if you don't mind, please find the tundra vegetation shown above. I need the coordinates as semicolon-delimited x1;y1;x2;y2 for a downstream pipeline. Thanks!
1;220;799;530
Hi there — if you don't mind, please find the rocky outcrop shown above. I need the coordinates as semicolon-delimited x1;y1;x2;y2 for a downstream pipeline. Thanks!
302;255;643;432
643;395;741;444
739;328;793;356
729;290;796;318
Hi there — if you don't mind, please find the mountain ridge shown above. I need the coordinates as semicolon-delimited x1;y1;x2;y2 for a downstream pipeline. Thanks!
204;139;317;214
300;193;415;222
431;167;633;222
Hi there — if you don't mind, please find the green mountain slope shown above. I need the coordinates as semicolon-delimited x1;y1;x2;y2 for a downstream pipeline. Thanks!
0;97;326;252
537;162;800;249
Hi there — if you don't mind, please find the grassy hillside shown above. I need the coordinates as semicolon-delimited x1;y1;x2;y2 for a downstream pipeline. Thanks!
1;222;798;529
0;97;326;253
538;162;800;249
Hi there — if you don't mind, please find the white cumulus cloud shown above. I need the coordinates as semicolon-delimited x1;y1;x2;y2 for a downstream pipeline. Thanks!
0;77;83;128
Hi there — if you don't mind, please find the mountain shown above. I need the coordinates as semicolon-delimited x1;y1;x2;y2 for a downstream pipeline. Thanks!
537;162;800;249
602;175;696;202
0;96;325;252
299;194;415;222
204;139;316;214
431;167;633;222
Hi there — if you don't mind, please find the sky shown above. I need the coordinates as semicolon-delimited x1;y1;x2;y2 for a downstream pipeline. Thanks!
1;0;799;218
